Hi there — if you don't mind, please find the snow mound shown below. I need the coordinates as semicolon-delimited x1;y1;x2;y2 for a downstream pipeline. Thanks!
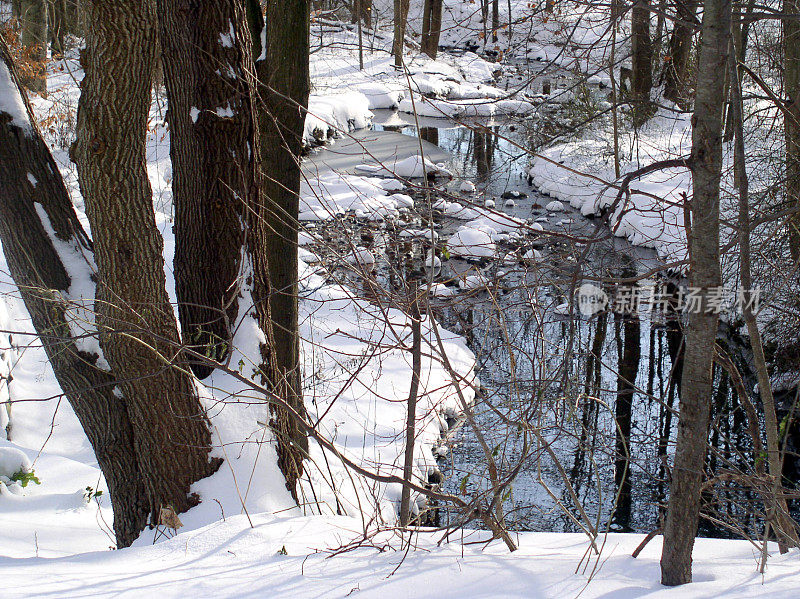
448;227;495;259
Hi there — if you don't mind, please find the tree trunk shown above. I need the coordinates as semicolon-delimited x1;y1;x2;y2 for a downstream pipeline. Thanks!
660;0;730;586
74;0;220;526
491;0;499;43
392;0;410;68
48;0;66;55
157;0;259;378
351;0;372;28
421;0;442;59
0;37;148;548
631;0;653;125
663;0;698;108
251;0;311;498
729;36;799;551
19;0;48;95
786;0;800;259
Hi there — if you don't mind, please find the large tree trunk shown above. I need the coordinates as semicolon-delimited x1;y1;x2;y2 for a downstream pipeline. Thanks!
0;37;148;548
18;0;48;95
250;0;311;498
157;0;259;378
421;0;442;59
786;0;800;259
663;0;698;108
631;0;653;124
74;0;220;525
660;0;730;586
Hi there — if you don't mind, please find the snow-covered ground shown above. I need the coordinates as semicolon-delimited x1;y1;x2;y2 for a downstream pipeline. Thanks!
3;3;800;596
2;512;799;598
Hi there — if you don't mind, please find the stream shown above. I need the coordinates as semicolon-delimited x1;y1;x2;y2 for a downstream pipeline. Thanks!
305;97;784;539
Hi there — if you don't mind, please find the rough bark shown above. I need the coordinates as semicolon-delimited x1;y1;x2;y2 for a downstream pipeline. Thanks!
660;0;730;586
19;0;48;95
74;0;221;525
631;0;654;124
0;37;148;548
392;0;410;68
663;0;698;108
157;0;259;378
251;0;311;498
421;0;442;59
786;0;800;259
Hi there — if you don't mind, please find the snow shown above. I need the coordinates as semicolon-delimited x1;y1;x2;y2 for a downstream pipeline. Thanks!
1;512;798;598
360;154;453;179
449;227;495;259
2;4;799;596
0;442;28;479
299;171;407;221
0;59;32;132
529;109;693;264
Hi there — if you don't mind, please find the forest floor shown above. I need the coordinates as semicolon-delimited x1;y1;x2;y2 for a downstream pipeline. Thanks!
2;5;800;597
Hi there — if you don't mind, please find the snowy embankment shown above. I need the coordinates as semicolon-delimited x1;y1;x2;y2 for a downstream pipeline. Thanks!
2;512;798;598
529;109;692;265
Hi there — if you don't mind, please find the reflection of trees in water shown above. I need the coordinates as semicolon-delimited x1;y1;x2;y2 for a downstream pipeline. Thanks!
433;273;766;537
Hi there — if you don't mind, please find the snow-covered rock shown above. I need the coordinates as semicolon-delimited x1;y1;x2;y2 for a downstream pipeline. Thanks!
448;227;495;259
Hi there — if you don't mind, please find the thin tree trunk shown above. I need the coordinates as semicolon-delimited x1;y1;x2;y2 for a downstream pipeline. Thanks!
251;0;311;498
729;36;799;551
0;37;148;548
421;0;442;59
19;0;48;95
48;0;66;55
74;0;220;526
631;0;653;125
663;0;698;108
660;0;730;586
157;0;258;378
351;0;371;28
491;0;499;43
786;0;800;259
392;0;409;68
399;288;421;527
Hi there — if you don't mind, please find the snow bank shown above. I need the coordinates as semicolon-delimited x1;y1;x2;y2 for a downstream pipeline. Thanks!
529;110;692;263
299;171;409;221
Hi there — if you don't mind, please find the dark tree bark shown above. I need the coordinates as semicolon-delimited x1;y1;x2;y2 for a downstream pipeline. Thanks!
48;0;66;55
660;0;730;586
392;0;410;68
786;0;800;259
249;0;311;498
0;37;148;548
351;0;372;28
74;0;220;526
421;0;442;59
19;0;48;95
631;0;654;124
491;0;499;43
663;0;698;108
157;0;260;378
